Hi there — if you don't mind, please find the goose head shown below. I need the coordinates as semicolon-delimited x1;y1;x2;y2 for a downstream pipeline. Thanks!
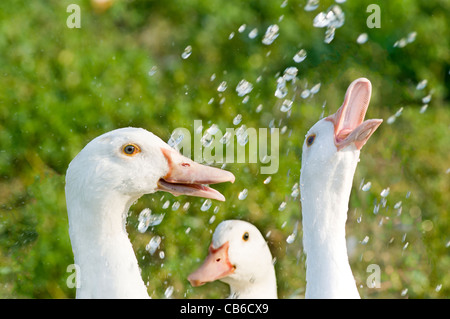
300;78;382;187
66;127;235;203
188;220;277;298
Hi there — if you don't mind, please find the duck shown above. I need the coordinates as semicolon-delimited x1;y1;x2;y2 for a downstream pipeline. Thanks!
65;127;235;298
299;78;382;298
188;220;277;299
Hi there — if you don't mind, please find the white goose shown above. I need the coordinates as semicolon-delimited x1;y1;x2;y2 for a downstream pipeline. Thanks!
300;78;382;298
65;127;235;298
188;220;277;299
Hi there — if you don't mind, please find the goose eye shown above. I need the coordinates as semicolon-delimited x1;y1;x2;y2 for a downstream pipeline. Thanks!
122;144;140;156
242;232;249;241
306;134;316;146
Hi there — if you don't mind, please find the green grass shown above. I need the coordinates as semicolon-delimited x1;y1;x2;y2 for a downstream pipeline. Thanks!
0;0;449;298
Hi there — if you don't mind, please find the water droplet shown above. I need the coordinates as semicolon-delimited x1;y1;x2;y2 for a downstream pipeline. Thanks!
228;32;235;40
293;49;307;63
217;81;228;92
146;236;161;255
401;288;408;296
283;67;298;81
238;24;246;33
304;0;319;11
209;215;216;224
394;201;402;209
435;284;442;292
407;31;417;43
422;94;432;104
286;233;296;244
148;66;158;76
275;78;288;98
262;24;280;45
356;33;368;44
324;26;336;44
238;188;248;200
291;183;300;198
361;236;369;245
310;83;321;94
200;132;213;147
162;200;170;209
201;199;212;211
168;130;184;149
206;124;219;135
280;99;293;112
159;251;165;259
419;104;428;114
387;115;396;124
278;201;287;211
233;114;242;125
380;187;390;198
219;131;232;145
171;201;180;211
263;176;272;184
181;45;192;59
248;28;258;39
255;104;263;113
301;89;311;99
164;285;174;298
313;12;329;28
416;79;427;90
236;79;253;96
236;125;249;145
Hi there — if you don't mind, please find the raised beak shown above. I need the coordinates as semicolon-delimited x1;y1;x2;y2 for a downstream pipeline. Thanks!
157;148;235;201
188;242;235;287
326;78;383;151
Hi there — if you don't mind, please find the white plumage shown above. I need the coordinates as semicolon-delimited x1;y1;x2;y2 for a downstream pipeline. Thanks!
188;220;277;299
300;78;382;298
65;127;234;298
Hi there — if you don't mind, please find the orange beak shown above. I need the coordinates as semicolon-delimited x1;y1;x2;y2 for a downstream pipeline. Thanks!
188;242;235;287
326;78;382;151
156;148;235;201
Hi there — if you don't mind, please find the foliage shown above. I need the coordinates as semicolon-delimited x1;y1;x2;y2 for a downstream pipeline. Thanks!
0;0;448;298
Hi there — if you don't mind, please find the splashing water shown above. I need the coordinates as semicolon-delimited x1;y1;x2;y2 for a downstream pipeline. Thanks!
164;286;174;299
236;79;253;96
146;236;161;255
262;24;280;45
283;67;298;81
181;45;192;59
201;199;212;211
416;79;428;90
248;28;258;39
293;49;307;63
280;99;293;112
313;5;345;43
304;0;319;11
217;81;228;92
137;208;152;233
238;188;248;200
362;181;372;191
233;113;243;125
380;187;390;198
356;33;368;44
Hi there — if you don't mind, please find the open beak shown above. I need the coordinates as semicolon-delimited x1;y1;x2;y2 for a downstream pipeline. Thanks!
188;242;235;287
157;148;235;201
326;78;383;151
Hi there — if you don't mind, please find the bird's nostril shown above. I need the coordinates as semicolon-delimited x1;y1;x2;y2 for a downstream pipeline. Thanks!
216;258;221;262
181;163;190;167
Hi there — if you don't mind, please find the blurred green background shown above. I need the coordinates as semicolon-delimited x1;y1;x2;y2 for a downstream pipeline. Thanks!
0;0;449;298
